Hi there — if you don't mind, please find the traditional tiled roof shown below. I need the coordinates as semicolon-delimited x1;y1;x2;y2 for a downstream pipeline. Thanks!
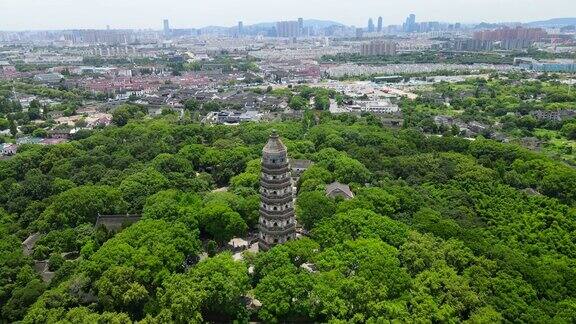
325;181;354;199
291;159;313;169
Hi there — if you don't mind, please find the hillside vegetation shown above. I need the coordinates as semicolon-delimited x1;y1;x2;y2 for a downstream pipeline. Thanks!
1;112;576;322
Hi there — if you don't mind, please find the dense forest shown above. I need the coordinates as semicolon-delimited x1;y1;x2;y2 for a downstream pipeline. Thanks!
2;110;576;323
405;74;576;163
321;49;576;65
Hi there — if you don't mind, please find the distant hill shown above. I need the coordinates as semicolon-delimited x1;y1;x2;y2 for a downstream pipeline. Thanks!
474;22;504;29
199;26;230;34
526;18;576;28
196;19;345;35
302;19;345;28
227;19;345;30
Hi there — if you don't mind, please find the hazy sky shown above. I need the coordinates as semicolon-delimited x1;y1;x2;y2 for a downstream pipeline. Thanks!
0;0;575;31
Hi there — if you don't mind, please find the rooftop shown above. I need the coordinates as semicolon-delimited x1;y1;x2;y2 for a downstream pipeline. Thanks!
326;181;354;199
291;159;313;169
263;130;287;154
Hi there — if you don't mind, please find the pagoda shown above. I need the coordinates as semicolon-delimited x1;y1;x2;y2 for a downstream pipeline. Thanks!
258;130;296;250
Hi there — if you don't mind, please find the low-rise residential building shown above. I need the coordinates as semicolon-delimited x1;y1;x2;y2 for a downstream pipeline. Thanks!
205;110;262;124
87;115;113;128
40;138;68;145
350;100;400;114
47;111;65;119
33;73;64;84
1;143;18;156
515;58;576;73
49;129;72;139
530;109;576;121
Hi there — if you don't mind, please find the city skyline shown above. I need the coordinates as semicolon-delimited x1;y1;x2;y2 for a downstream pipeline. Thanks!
1;0;575;31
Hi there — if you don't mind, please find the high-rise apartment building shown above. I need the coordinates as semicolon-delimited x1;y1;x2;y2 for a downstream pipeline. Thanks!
66;30;135;45
163;19;170;36
238;21;244;36
377;17;383;33
298;17;305;36
473;26;547;49
360;40;397;56
276;20;300;38
473;26;546;42
454;39;494;51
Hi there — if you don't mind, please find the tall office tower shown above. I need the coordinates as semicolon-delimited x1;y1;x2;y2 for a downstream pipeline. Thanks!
403;14;416;33
402;14;416;33
238;21;244;36
163;19;170;36
377;16;383;33
258;131;296;251
368;18;375;33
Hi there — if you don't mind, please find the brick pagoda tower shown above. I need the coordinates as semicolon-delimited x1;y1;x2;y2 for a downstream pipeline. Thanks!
259;130;296;250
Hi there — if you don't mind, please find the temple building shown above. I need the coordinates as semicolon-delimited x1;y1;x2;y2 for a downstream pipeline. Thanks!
259;131;296;250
